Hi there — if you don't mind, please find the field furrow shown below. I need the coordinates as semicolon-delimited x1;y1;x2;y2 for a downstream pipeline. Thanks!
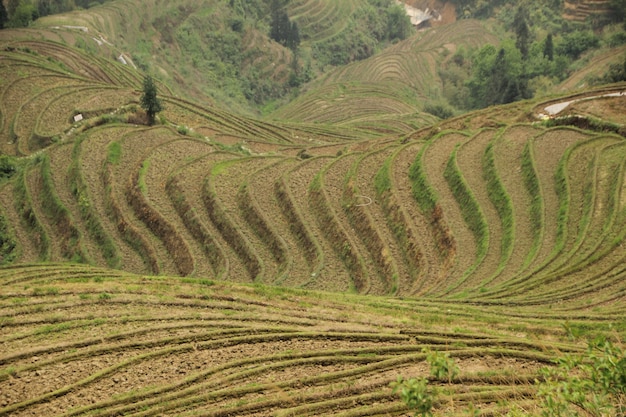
125;132;194;277
389;142;442;295
209;157;283;282
484;125;542;288
452;129;501;294
47;143;101;265
23;164;62;261
347;148;408;295
511;129;591;284
420;132;474;295
0;184;37;264
0;264;590;417
239;158;305;285
535;136;617;278
554;142;626;274
105;130;175;274
281;156;349;291
310;152;370;293
142;137;216;277
171;152;248;281
78;126;145;273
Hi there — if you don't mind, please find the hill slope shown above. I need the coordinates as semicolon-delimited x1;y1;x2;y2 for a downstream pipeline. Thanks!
0;1;626;415
1;32;626;304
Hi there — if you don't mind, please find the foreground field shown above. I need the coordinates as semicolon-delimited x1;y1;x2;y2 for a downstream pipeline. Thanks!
1;263;623;416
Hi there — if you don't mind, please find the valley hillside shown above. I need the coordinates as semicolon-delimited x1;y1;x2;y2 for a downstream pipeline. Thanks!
0;0;625;415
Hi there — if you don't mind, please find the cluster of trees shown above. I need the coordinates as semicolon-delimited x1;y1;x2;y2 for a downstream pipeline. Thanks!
312;0;413;67
0;0;109;29
269;0;300;51
439;3;616;111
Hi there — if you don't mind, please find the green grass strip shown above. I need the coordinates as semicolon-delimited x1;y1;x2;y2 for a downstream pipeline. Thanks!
408;144;437;213
107;141;122;165
520;141;542;268
552;147;572;257
444;145;488;284
482;142;514;273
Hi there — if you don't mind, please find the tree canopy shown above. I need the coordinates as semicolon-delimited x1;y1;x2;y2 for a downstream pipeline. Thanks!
140;75;163;126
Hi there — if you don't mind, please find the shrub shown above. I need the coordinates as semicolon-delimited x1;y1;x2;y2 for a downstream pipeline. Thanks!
391;376;435;417
556;31;600;59
424;102;455;119
0;155;17;179
537;338;626;416
424;348;459;382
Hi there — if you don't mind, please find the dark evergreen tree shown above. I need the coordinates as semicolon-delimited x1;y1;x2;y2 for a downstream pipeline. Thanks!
140;75;163;126
0;1;8;29
502;79;522;104
270;2;300;52
270;9;289;44
513;5;530;59
486;48;510;106
286;20;300;51
543;33;554;61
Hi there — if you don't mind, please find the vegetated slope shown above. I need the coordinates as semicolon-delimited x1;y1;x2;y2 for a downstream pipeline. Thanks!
1;27;626;306
269;19;497;133
27;0;416;115
0;263;624;416
1;9;626;417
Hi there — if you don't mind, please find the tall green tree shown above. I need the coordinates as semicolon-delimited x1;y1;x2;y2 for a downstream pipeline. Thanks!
486;48;510;106
0;1;8;29
543;33;554;61
513;5;530;59
8;1;37;28
140;75;163;126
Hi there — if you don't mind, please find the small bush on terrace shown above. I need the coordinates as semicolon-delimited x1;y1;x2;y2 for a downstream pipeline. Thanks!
537;338;625;416
391;376;435;417
0;155;17;180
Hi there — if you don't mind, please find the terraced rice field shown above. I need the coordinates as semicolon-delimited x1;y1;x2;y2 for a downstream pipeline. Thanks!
1;264;623;416
271;20;497;131
2;36;626;302
1;10;626;416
